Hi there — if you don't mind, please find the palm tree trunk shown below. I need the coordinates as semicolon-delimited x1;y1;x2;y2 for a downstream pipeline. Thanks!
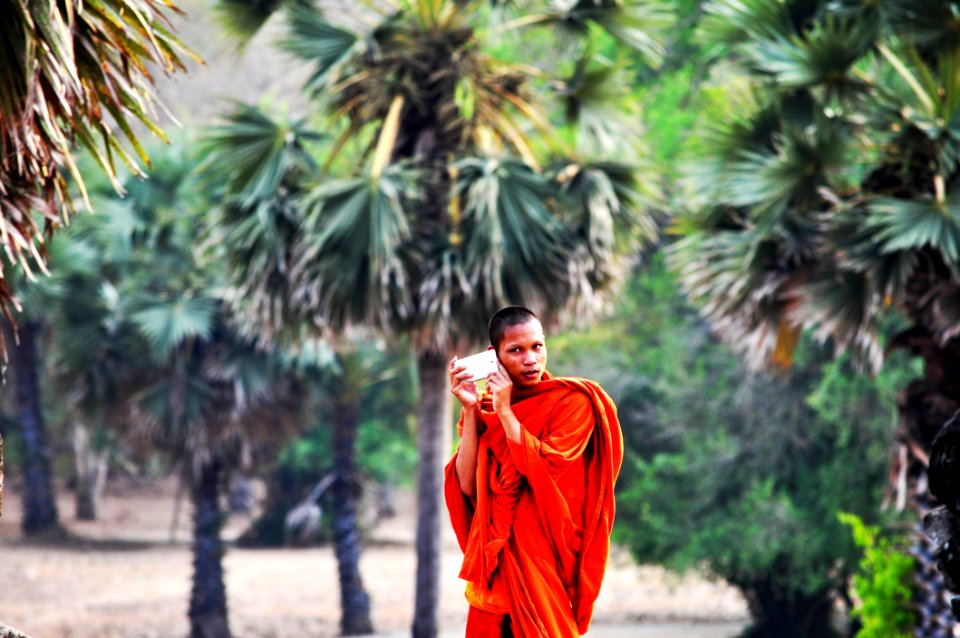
73;420;108;521
734;574;840;638
892;329;960;633
331;381;374;636
188;458;231;638
412;350;451;638
8;319;59;535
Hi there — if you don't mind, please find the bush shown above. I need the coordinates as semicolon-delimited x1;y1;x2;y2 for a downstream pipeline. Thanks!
553;254;910;637
840;513;916;638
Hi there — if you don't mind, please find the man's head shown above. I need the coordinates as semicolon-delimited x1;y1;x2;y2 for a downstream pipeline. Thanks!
488;306;547;387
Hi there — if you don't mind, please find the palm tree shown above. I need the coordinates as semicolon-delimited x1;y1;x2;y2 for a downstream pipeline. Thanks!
200;105;379;635
47;212;155;522
130;307;302;638
0;0;195;328
311;345;399;636
206;1;669;635
671;0;960;632
3;314;59;535
70;142;306;638
0;228;106;534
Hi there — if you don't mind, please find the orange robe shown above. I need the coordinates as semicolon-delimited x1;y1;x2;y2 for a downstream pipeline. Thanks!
444;372;623;637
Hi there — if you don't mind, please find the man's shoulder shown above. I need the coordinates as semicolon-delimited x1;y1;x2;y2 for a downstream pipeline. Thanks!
544;378;608;414
550;377;609;400
548;377;618;420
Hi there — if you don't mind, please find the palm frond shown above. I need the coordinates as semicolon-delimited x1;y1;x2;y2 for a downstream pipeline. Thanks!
282;4;361;95
200;103;321;208
699;0;794;45
199;104;321;342
866;193;960;267
741;15;873;100
293;166;419;330
554;56;642;157
0;0;194;329
214;0;287;42
209;197;305;344
831;205;919;301
538;0;671;67
553;160;658;257
794;265;883;369
131;297;218;357
882;0;960;51
454;156;572;309
697;115;849;227
870;45;960;176
668;228;799;367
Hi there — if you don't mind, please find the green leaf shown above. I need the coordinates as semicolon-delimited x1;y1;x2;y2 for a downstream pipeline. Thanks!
282;5;359;93
699;0;792;45
867;193;960;266
132;297;218;355
200;103;321;207
742;16;873;99
214;0;287;42
455;157;571;306
294;166;418;328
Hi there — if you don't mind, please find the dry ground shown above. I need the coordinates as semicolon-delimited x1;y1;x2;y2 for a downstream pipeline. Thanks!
0;479;747;637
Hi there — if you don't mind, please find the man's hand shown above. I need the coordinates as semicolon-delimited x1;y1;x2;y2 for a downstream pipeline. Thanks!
450;357;480;409
487;361;523;443
487;361;514;416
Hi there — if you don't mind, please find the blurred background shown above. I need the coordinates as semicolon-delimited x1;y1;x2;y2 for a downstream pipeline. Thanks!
2;0;959;637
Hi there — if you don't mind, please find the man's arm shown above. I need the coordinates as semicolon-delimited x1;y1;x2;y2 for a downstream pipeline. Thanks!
455;405;480;500
449;357;481;500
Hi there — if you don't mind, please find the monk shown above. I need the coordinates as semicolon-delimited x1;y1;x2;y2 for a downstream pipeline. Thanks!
444;306;624;637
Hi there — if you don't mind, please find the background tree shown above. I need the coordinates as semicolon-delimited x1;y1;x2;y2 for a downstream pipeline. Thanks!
0;217;122;534
208;2;670;634
551;254;912;637
64;142;306;638
670;0;960;632
198;104;382;634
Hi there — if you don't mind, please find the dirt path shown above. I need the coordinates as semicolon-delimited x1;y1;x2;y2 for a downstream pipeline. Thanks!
0;480;747;637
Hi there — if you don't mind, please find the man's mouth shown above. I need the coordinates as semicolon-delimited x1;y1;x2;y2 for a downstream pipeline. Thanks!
522;370;540;379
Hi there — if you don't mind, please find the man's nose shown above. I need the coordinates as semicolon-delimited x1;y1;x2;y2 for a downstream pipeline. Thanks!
522;351;536;364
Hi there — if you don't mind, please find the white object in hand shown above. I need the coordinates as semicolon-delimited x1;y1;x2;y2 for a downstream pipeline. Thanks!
457;350;499;381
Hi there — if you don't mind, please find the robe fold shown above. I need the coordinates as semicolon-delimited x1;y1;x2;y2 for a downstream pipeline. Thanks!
444;372;623;637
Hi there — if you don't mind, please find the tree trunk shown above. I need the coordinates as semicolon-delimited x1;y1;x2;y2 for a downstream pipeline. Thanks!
72;420;108;521
890;328;960;632
412;350;451;638
188;458;231;638
9;319;59;535
331;373;374;636
735;575;840;638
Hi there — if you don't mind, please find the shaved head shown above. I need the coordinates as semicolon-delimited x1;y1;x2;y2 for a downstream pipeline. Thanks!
488;306;540;350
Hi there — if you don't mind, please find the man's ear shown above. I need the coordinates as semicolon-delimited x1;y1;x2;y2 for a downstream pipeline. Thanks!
486;345;495;352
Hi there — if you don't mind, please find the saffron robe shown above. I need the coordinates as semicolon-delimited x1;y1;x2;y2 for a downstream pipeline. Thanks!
444;372;623;636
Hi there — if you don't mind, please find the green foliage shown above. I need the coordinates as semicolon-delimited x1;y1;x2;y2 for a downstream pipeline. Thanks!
275;346;418;488
839;513;917;638
553;253;906;632
670;0;960;375
204;0;672;353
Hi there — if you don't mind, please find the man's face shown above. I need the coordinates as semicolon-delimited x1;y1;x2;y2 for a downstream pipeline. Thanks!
494;319;547;388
